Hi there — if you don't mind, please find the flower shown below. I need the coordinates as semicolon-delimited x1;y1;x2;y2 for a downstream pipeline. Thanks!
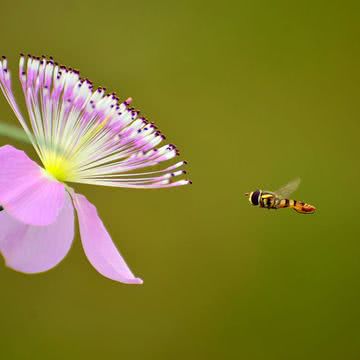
0;54;190;284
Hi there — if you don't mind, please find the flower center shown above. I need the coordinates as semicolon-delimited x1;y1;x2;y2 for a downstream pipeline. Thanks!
42;150;74;182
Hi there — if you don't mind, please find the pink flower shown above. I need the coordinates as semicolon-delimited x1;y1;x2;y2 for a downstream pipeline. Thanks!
0;54;190;284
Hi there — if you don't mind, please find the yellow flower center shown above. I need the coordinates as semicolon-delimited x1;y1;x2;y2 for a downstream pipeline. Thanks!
42;150;74;182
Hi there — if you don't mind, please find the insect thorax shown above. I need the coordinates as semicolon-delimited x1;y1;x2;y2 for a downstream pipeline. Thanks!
259;191;277;209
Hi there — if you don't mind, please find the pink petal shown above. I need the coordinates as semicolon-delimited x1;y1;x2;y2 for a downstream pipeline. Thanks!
73;193;143;284
0;191;74;273
0;145;65;226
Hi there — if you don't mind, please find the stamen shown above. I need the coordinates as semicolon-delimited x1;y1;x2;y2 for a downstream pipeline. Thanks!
0;54;190;188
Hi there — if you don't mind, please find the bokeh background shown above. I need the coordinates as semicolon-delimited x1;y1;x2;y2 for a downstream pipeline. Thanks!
0;0;359;359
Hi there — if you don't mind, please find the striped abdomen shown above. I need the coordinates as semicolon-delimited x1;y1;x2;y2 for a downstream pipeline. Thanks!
277;199;316;214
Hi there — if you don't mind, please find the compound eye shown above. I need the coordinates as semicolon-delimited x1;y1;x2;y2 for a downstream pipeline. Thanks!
251;190;260;205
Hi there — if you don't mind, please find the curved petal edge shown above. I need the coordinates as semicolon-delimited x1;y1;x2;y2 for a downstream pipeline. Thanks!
0;145;65;226
0;191;75;273
73;192;143;285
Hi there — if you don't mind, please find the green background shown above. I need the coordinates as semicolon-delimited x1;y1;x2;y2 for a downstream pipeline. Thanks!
0;0;359;359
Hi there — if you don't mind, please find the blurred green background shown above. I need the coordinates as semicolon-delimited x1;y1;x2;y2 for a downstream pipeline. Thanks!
0;0;359;359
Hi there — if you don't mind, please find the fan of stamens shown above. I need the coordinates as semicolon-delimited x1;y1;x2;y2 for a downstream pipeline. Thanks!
0;54;190;188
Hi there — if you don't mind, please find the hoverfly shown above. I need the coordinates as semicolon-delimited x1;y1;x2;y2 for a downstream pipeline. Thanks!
245;178;316;214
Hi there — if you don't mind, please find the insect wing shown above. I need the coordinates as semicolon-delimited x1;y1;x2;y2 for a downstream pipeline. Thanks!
274;178;301;199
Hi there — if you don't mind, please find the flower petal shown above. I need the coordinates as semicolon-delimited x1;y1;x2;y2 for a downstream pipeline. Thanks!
0;145;65;226
0;191;75;273
73;193;143;284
